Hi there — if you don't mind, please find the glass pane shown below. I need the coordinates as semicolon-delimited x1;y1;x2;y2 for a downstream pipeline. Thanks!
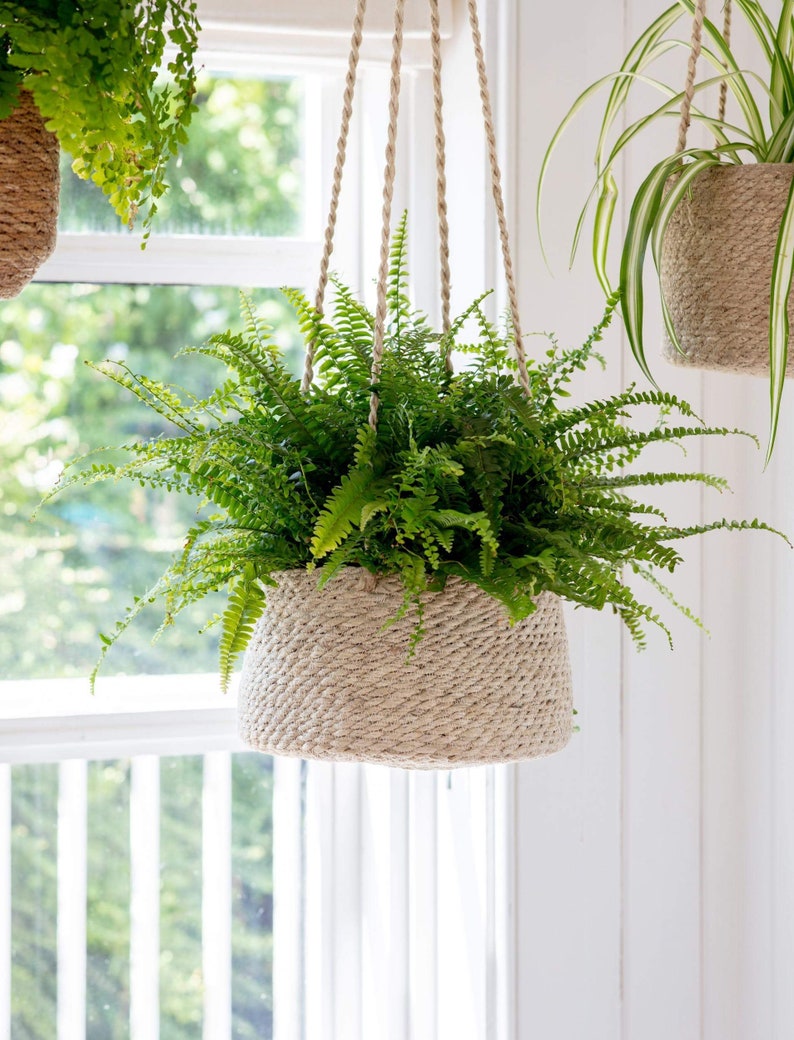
232;754;274;1037
11;764;58;1040
58;73;305;237
86;761;131;1039
0;283;301;680
160;756;203;1037
8;752;277;1037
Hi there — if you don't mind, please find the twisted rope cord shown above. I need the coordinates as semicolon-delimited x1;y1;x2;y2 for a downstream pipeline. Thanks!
466;0;531;399
717;0;732;127
301;0;368;393
368;0;407;431
675;0;708;154
429;0;453;364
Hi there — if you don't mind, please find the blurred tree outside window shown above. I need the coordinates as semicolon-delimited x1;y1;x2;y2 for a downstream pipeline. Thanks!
1;73;305;680
2;70;307;1040
59;74;305;237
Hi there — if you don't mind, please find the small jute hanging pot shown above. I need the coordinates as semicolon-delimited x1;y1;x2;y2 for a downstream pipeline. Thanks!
238;570;573;769
0;91;60;299
660;164;794;376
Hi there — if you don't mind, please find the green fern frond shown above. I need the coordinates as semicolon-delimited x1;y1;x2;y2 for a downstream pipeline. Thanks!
219;566;267;694
311;467;385;559
582;471;730;493
656;517;792;544
633;564;708;635
387;212;413;331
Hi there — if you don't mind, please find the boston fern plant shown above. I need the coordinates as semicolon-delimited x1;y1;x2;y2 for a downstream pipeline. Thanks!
538;0;794;455
0;0;200;232
42;221;780;691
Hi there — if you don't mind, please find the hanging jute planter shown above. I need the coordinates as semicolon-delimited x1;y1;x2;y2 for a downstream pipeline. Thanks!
238;572;573;768
237;0;574;768
0;91;59;299
658;0;794;377
661;165;794;376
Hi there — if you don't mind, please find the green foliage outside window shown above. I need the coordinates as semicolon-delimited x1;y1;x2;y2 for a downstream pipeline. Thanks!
11;756;275;1040
0;74;304;679
58;75;304;237
2;64;297;1039
0;283;300;679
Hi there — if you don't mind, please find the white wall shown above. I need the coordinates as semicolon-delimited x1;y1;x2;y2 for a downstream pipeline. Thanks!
504;1;794;1038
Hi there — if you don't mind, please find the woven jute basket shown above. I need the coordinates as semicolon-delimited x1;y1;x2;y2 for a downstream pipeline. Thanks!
660;164;794;376
238;569;573;769
0;91;59;299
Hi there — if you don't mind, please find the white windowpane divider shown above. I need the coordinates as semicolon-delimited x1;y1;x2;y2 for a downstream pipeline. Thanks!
409;772;439;1039
34;235;319;289
299;761;514;1040
130;756;161;1040
272;758;305;1040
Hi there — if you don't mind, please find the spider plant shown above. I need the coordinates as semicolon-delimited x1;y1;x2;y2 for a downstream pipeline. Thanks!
538;0;794;460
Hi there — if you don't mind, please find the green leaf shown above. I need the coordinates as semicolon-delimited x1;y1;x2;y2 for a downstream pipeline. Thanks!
766;173;794;461
311;468;383;559
219;566;266;694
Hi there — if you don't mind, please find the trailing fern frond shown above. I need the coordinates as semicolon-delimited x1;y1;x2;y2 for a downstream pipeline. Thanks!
219;566;267;693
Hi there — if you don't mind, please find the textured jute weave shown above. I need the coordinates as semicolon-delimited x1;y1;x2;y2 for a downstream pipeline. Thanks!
0;91;59;299
660;164;794;376
238;570;573;769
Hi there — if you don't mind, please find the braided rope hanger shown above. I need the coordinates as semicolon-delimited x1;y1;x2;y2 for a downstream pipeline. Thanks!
302;0;530;429
301;0;368;393
676;0;733;154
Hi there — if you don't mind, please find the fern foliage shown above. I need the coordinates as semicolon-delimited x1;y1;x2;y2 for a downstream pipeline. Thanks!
47;221;787;686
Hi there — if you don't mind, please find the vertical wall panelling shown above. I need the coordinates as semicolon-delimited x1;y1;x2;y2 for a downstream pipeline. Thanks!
700;374;776;1040
408;772;439;1039
512;0;625;1035
510;0;794;1036
771;400;794;1040
619;3;705;1038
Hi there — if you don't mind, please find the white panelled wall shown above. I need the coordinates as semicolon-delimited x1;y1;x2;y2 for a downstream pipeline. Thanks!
5;0;792;1036
500;1;794;1038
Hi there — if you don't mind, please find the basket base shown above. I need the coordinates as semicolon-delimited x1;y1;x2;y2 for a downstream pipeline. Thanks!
238;571;574;769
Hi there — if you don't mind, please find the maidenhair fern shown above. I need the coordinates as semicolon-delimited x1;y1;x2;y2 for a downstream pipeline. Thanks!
42;218;786;690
